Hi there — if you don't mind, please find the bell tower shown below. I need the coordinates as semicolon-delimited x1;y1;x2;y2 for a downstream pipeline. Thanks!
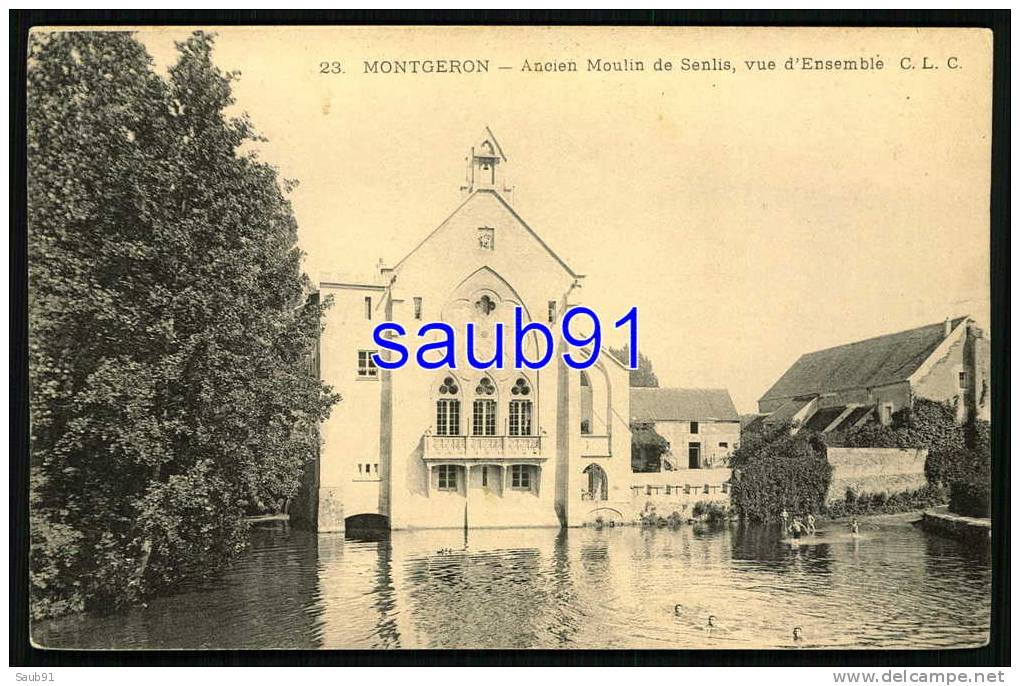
462;127;512;198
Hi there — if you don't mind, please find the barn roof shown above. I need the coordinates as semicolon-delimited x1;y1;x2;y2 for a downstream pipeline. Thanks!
759;317;969;404
630;387;739;422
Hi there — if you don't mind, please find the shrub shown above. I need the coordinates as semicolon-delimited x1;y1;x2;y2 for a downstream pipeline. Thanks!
824;485;945;518
729;423;831;523
947;442;991;518
638;505;658;527
692;501;728;523
949;479;990;518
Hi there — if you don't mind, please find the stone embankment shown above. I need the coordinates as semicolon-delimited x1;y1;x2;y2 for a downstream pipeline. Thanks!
920;510;991;544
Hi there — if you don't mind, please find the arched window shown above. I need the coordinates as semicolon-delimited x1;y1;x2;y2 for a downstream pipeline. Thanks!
435;376;460;436
580;371;593;435
509;377;533;436
472;377;496;436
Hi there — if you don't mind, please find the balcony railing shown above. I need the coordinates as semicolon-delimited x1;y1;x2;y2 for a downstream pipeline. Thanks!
424;434;544;460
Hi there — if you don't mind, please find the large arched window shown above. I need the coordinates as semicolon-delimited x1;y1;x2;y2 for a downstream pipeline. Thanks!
509;377;533;436
435;376;461;436
472;377;497;436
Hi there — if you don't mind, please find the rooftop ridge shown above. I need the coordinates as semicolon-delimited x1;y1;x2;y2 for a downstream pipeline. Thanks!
800;315;969;357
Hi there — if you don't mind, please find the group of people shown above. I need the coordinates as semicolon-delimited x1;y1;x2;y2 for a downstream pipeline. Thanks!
780;509;862;538
779;509;816;538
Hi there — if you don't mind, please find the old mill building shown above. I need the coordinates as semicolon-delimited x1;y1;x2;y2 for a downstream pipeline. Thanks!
295;129;637;532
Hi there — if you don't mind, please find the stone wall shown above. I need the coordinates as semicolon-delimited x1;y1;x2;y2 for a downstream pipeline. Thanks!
826;447;928;504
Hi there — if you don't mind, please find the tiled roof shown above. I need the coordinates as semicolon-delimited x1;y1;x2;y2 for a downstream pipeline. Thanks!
740;414;766;429
803;406;847;432
630;387;739;422
762;396;814;425
829;405;875;433
760;317;969;403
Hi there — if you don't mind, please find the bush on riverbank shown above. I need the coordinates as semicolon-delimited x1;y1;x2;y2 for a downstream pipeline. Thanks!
946;438;991;518
824;485;946;518
949;480;991;518
692;501;729;523
729;423;831;523
28;32;339;619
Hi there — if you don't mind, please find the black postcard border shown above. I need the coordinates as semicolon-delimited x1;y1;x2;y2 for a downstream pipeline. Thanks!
9;8;1010;669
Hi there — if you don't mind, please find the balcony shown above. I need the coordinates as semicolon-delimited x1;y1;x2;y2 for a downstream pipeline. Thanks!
423;434;545;461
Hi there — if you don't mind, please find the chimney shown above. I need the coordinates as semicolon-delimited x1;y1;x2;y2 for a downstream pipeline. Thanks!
943;317;952;338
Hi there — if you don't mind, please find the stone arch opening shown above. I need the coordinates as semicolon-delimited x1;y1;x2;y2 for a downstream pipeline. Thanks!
582;463;609;501
344;513;390;540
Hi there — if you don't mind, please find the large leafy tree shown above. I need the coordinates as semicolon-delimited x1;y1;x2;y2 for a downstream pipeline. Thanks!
28;30;338;618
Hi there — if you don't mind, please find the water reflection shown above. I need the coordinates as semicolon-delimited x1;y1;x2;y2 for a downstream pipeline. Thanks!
33;519;990;650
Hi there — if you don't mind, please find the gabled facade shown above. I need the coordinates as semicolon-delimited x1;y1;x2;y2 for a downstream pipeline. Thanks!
758;316;991;431
301;130;633;532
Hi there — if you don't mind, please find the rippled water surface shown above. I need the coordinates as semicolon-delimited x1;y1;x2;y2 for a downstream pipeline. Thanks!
34;518;990;649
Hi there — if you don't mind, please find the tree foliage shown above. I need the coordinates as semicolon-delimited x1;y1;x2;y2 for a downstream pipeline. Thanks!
28;31;339;618
606;343;659;387
728;423;831;523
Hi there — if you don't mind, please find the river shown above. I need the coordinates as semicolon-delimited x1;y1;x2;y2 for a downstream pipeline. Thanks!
33;516;990;650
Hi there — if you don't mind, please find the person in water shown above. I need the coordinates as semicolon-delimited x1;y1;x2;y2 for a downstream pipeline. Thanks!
674;604;683;617
806;513;816;534
850;518;860;537
789;517;805;538
780;508;790;530
793;626;803;642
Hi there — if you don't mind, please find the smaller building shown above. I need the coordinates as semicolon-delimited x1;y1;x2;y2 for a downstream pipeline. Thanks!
631;387;741;471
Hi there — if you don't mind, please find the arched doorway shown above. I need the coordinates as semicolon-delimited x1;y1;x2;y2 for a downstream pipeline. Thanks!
582;463;609;501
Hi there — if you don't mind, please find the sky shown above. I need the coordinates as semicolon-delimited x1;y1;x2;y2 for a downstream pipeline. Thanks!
133;27;992;413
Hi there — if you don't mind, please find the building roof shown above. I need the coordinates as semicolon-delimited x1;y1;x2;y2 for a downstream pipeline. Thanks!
759;317;969;403
740;413;766;429
761;396;814;425
802;406;847;432
829;405;875;433
630;387;739;423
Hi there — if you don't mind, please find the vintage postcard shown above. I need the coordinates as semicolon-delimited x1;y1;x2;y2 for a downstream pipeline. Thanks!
26;25;993;651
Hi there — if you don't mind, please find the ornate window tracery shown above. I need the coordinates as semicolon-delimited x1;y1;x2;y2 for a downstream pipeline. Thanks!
509;377;533;436
435;376;460;436
472;377;497;436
